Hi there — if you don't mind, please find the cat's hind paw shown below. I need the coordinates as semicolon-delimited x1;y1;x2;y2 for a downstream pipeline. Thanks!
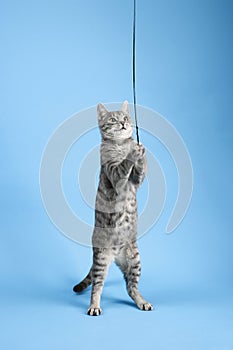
140;302;153;311
87;307;102;316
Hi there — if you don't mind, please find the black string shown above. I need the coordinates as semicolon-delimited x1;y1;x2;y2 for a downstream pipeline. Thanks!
133;0;140;144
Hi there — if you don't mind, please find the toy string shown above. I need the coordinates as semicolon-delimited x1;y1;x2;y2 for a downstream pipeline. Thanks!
132;0;140;144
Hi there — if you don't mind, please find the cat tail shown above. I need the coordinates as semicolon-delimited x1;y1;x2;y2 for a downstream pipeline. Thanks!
73;268;92;293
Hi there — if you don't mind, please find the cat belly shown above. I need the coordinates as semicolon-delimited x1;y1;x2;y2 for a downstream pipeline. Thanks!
93;182;138;248
93;210;137;248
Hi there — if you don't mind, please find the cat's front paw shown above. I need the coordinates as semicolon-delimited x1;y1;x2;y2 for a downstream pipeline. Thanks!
87;307;102;316
139;302;153;311
128;144;145;163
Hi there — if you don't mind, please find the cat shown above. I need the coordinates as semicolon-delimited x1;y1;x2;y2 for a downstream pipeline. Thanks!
73;101;153;316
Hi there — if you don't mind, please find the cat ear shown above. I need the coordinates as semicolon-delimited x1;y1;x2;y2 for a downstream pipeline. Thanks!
121;100;129;114
97;103;109;122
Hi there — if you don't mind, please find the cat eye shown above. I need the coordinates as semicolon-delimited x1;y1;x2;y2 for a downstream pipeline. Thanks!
109;117;117;122
124;116;128;122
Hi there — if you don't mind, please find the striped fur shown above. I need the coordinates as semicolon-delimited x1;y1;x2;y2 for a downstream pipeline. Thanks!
73;101;152;316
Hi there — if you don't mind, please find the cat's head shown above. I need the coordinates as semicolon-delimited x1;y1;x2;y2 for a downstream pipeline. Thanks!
97;101;133;141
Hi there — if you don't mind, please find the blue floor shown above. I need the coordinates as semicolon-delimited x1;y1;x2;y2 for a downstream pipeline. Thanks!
1;205;233;350
1;264;233;350
2;285;233;350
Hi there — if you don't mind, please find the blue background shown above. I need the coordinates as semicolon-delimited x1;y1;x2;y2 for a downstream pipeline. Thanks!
1;0;233;349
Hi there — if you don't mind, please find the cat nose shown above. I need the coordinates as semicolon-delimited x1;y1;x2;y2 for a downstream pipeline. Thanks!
120;121;125;126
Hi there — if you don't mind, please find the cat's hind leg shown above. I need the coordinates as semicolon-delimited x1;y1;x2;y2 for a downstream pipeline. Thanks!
115;241;153;311
87;247;112;316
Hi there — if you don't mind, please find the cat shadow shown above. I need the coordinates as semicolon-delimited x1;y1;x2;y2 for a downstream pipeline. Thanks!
55;281;137;312
103;296;137;310
23;276;126;309
6;276;91;312
12;274;212;312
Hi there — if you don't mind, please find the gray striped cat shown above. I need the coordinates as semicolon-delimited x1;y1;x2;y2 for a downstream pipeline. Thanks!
73;101;152;316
